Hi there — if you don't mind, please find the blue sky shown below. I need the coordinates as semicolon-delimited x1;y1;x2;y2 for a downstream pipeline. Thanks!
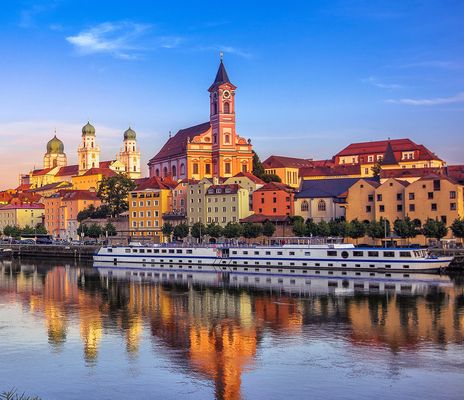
0;0;463;189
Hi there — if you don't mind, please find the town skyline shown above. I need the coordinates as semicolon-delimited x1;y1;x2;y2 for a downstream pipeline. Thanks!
1;0;463;190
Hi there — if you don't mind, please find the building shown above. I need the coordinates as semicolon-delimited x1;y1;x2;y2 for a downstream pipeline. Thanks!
128;177;172;241
78;122;101;175
148;58;253;180
224;172;265;211
0;203;44;231
345;179;380;222
72;167;118;191
262;156;315;188
252;182;294;217
374;178;409;222
43;134;67;169
43;190;100;239
117;127;141;179
294;178;365;222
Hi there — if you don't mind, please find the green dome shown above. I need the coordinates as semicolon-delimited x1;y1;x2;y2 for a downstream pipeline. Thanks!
82;121;95;136
124;127;136;140
46;135;64;154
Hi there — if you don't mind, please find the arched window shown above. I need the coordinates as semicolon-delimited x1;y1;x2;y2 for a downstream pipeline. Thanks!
132;146;135;151
133;166;136;172
180;163;185;175
224;102;230;114
301;201;309;212
163;167;168;177
155;168;160;177
213;101;218;115
318;200;326;212
224;134;230;144
172;165;177;178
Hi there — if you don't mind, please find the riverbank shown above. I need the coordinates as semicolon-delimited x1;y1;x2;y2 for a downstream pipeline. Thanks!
0;244;98;260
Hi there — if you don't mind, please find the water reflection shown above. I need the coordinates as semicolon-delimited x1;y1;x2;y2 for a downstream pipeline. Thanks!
1;259;463;400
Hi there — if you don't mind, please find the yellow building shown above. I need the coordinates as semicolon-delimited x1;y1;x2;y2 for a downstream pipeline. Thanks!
72;167;118;191
224;172;265;211
345;179;379;222
262;156;314;188
374;178;409;222
128;177;172;241
0;203;44;231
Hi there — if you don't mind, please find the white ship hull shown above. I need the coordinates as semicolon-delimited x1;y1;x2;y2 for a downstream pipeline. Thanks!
94;244;452;273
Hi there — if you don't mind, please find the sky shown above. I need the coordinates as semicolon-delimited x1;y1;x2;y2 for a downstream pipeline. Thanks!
0;0;463;190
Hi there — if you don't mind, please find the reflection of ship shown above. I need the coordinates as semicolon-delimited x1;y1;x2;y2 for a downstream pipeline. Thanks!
95;263;453;297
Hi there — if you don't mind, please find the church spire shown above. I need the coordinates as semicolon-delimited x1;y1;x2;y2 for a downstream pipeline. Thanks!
209;54;233;91
382;140;399;165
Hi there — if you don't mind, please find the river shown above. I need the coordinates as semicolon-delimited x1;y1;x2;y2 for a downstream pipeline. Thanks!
0;258;463;400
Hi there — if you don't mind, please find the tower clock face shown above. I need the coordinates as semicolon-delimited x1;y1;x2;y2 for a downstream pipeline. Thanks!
222;90;231;99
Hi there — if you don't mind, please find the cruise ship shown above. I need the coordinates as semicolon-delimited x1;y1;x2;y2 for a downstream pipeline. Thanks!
94;239;453;273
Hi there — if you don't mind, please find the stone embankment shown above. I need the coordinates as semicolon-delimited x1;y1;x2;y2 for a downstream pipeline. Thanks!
0;244;99;260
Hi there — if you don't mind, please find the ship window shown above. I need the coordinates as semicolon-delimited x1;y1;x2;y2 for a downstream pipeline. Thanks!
303;263;307;266
383;251;395;257
403;265;410;269
341;251;349;259
400;251;411;257
125;249;131;253
244;267;248;271
133;249;138;253
244;261;248;265
147;249;152;253
328;263;333;266
186;250;192;254
176;249;182;254
161;250;167;254
266;251;271;255
353;251;363;257
385;265;391;268
290;263;295;266
369;264;375;268
232;251;237;254
342;263;347;267
169;249;174;254
368;251;379;257
255;267;259;271
290;270;295;273
289;251;295;255
315;263;320;267
278;269;283;272
255;262;259;266
305;252;311;256
278;262;283;266
328;271;333;275
277;251;283;255
254;251;260;255
139;249;145;253
108;248;113;253
266;262;271;265
327;251;337;256
316;271;320;274
154;249;159;253
355;264;361;267
266;268;271;272
233;267;237;270
243;251;248;255
355;272;361;276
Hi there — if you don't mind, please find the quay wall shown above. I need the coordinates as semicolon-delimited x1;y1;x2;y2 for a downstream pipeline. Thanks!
0;244;98;260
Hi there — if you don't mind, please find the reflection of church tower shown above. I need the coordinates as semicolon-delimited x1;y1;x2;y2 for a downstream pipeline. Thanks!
117;127;141;179
43;133;67;169
78;121;100;175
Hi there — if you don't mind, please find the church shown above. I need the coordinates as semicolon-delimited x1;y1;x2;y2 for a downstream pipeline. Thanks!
28;122;141;189
148;58;254;180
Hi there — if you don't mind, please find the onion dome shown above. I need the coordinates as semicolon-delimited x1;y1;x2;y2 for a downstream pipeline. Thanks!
82;121;96;137
124;127;136;141
46;135;64;154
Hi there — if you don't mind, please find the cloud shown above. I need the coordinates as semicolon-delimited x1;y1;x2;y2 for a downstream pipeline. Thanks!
362;76;403;90
398;60;463;70
193;45;252;59
386;92;464;106
19;1;59;28
66;22;155;59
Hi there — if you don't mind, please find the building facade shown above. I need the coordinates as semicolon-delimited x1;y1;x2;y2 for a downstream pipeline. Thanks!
0;204;44;231
252;182;294;217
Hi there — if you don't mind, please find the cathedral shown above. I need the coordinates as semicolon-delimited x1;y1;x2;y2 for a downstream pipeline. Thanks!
148;57;254;180
29;122;141;189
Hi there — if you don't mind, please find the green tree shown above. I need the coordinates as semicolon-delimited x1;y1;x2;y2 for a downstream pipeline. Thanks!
316;220;331;237
347;219;366;243
21;225;35;235
104;222;117;236
206;223;223;238
35;223;48;234
3;225;21;238
87;223;102;239
366;219;390;244
394;217;418;244
191;222;207;240
162;223;174;239
305;219;318;236
371;161;382;178
223;222;243;239
261;173;281;183
252;150;265;178
242;223;263;239
423;219;448;242
292;220;307;237
262;220;276;238
77;204;96;222
173;223;189;240
451;218;464;242
97;174;136;217
77;224;89;238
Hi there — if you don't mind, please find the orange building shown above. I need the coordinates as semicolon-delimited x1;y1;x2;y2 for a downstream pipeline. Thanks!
252;182;294;217
148;58;253;180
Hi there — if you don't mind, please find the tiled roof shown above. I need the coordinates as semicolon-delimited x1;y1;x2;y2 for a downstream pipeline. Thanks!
135;176;170;191
32;167;53;176
209;60;235;91
61;190;99;201
206;184;241;195
149;122;211;163
382;141;399;165
299;164;361;177
99;160;116;169
295;178;370;199
232;171;265;184
31;181;73;192
255;181;294;193
15;184;32;192
446;165;464;183
82;167;118;177
0;203;44;210
416;174;458;185
380;167;444;180
240;214;290;223
55;165;78;177
262;155;315;169
0;192;13;203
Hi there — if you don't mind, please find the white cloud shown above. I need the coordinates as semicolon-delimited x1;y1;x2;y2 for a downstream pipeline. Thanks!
66;22;154;59
363;76;403;90
386;92;464;106
398;60;463;70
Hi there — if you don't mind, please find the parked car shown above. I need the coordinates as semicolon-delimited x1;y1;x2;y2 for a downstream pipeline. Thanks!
20;239;35;244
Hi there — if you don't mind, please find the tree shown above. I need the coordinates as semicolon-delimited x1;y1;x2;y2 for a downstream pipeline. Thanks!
77;204;110;222
423;219;448;242
223;222;243;239
262;220;276;238
347;219;366;243
451;218;464;242
87;223;102;239
173;223;189;240
162;223;174;239
21;225;35;235
305;219;318;236
366;219;390;244
261;173;281;183
292;220;307;237
77;224;89;238
77;204;96;222
252;150;281;182
97;174;136;217
371;161;382;178
394;217;418;244
35;223;48;234
191;222;207;240
316;220;331;237
104;222;117;236
206;223;223;238
3;225;21;238
242;223;263;239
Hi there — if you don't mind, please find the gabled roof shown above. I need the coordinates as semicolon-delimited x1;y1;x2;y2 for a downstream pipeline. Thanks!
55;165;79;177
99;160;116;169
299;164;361;177
382;141;398;165
206;184;241;195
61;190;99;202
135;176;170;191
232;171;265;185
416;174;458;185
380;167;444;180
262;155;315;169
149;122;211;163
255;181;294;193
295;178;369;199
15;183;32;192
82;167;118;177
446;165;464;183
32;167;53;176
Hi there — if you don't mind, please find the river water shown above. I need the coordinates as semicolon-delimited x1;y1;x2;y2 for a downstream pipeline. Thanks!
0;258;463;400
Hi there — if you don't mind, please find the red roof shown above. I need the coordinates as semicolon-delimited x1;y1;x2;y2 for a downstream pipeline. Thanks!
135;176;170;191
262;155;315;169
82;167;118;177
380;167;444;180
15;183;32;192
99;160;115;169
149;122;211;163
55;165;79;177
32;167;53;176
232;171;265;185
61;190;99;201
0;192;13;203
255;182;294;193
0;203;44;210
299;164;361;177
446;165;464;183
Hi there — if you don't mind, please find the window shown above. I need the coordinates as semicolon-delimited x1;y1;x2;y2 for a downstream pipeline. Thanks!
193;163;199;174
450;203;456;211
397;204;403;212
400;251;411;257
368;195;374;202
301;201;309;212
384;251;395;257
225;162;231;174
223;102;230;114
409;192;415;200
409;204;415;212
379;205;385;212
327;250;337;256
431;203;437;211
368;251;379;257
180;163;185;175
318;200;326;212
450;191;456;199
441;215;447;224
428;192;433;199
396;193;402;201
433;180;441;191
353;251;363;257
377;194;382;201
205;164;211;174
366;205;371;213
172;165;177;177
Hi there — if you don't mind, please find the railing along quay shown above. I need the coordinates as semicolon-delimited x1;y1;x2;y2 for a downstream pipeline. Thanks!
0;244;99;260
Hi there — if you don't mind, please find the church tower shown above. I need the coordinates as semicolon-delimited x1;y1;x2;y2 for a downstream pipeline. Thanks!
43;133;67;169
78;121;100;175
118;127;141;179
208;55;238;177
